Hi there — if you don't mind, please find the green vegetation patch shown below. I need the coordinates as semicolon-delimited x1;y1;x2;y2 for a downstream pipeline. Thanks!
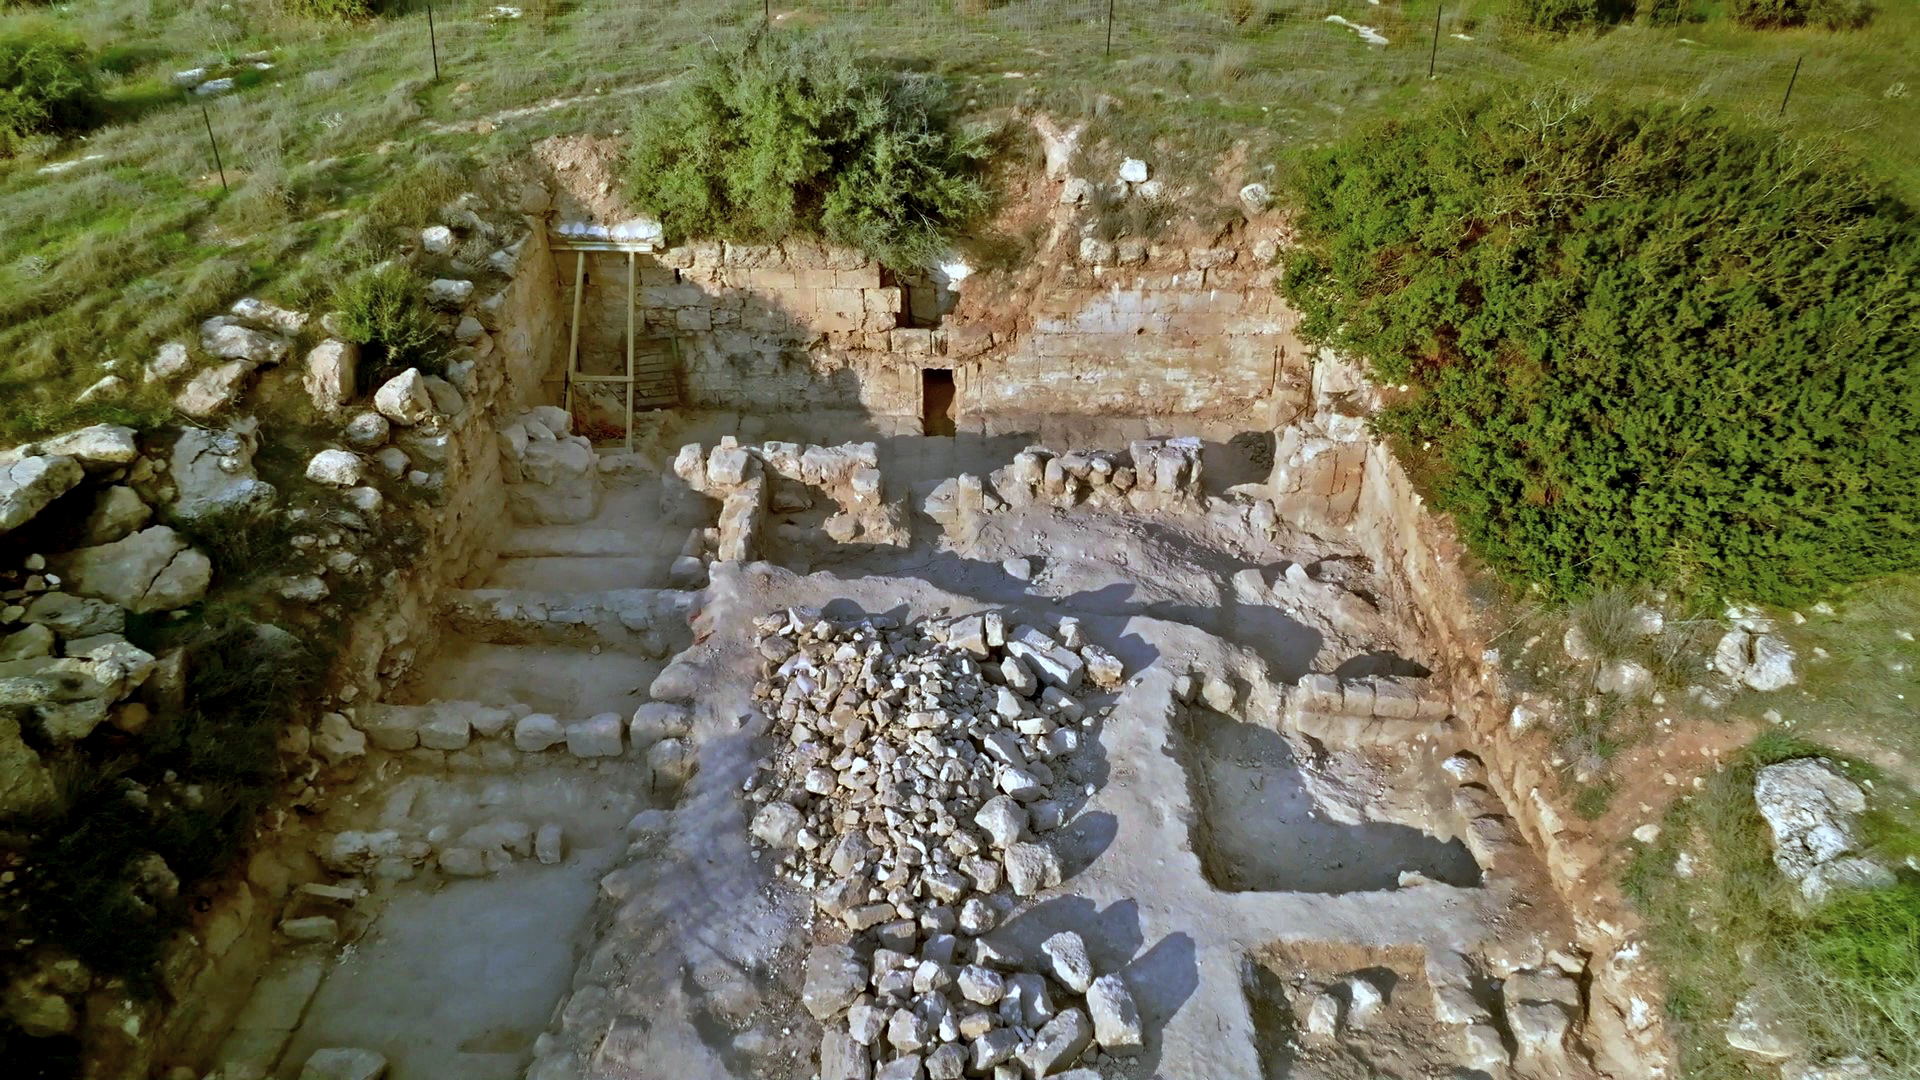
333;264;445;391
1728;0;1875;30
1625;733;1920;1077
0;22;101;154
1281;90;1920;605
623;31;992;268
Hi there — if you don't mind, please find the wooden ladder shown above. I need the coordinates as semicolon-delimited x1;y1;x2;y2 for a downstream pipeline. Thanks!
555;246;681;450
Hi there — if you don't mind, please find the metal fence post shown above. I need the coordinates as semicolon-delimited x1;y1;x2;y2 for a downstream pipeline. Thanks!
1429;4;1442;79
1778;56;1802;117
428;2;441;82
201;105;227;193
1105;0;1115;57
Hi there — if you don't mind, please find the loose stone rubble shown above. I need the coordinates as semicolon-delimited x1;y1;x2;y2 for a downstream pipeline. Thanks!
744;606;1136;1078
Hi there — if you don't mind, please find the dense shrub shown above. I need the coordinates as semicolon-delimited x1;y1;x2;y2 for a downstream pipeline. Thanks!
332;264;444;391
282;0;375;19
0;24;101;154
1728;0;1873;29
623;32;990;267
1281;90;1920;604
1508;0;1602;30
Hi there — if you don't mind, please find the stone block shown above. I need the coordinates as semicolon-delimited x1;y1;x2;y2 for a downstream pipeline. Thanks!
567;712;624;758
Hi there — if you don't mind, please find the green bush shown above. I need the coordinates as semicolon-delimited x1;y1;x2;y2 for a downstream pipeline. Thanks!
1508;0;1601;30
332;264;444;391
624;32;990;268
0;23;101;154
1727;0;1873;29
1280;91;1920;605
282;0;375;19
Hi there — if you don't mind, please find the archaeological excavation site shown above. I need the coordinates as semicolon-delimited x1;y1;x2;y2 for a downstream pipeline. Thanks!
0;138;1666;1080
15;14;1920;1077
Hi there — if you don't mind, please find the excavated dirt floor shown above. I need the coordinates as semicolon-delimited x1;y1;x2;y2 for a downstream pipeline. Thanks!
216;413;1588;1080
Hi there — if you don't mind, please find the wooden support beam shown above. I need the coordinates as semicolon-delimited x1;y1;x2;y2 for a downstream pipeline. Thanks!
626;250;636;453
564;250;585;420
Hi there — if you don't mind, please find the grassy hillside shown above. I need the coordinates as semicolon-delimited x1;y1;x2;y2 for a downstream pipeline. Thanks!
0;0;1914;442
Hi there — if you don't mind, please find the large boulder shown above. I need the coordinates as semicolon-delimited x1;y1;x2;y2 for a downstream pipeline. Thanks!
304;339;359;414
373;369;435;427
0;455;84;534
1754;758;1894;904
170;426;276;521
52;526;212;613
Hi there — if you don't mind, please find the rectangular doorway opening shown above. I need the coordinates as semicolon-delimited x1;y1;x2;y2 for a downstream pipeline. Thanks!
922;368;956;436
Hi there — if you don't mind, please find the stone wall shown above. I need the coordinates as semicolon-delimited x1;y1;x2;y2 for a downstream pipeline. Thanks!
542;232;1305;431
1275;354;1675;1079
149;234;556;1075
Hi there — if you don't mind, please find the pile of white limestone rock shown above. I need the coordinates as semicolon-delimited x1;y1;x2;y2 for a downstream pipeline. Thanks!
742;607;1143;1078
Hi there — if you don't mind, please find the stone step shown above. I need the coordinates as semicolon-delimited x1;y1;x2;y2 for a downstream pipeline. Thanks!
441;586;695;653
487;555;672;592
500;526;635;558
348;698;690;760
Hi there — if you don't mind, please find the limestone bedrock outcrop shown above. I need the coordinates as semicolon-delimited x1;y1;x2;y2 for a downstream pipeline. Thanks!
51;526;212;613
1754;758;1894;905
171;423;277;521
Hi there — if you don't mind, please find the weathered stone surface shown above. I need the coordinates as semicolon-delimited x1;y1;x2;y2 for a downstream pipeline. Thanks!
535;824;564;865
171;425;275;520
750;802;804;849
1020;1007;1092;1076
54;526;211;612
280;915;340;943
0;455;83;534
1087;974;1142;1048
304;339;358;413
514;713;566;752
1003;841;1061;897
21;593;122;637
426;278;474;307
1725;992;1799;1062
175;360;255;417
820;1029;871;1080
1755;758;1894;904
373;369;436;426
37;424;138;466
83;486;150;546
201;317;288;365
298;1047;388;1080
803;944;867;1020
1040;932;1093;994
566;712;624;758
314;712;366;766
306;449;365;487
1715;628;1798;692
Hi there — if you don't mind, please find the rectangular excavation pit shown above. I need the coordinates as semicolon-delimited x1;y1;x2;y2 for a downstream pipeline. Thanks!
1171;707;1481;893
1243;942;1459;1080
